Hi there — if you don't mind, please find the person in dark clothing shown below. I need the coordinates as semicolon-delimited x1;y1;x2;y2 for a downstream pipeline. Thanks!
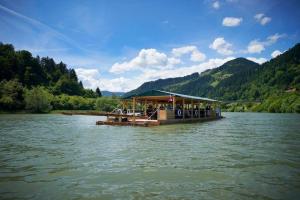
146;105;153;117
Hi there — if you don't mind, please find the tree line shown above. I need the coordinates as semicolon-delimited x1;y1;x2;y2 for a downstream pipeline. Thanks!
0;43;121;113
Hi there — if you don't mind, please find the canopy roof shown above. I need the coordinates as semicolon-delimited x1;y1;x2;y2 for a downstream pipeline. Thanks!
122;90;219;102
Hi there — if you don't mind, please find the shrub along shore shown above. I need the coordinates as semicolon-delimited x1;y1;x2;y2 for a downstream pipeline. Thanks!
0;80;120;113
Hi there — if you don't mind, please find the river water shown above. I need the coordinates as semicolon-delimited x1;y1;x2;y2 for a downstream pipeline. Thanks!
0;113;299;199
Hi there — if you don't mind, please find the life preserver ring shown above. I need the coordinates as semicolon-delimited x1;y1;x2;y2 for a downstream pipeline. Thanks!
177;109;182;116
117;109;123;114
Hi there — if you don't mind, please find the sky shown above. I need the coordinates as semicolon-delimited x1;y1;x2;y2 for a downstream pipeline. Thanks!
0;0;300;92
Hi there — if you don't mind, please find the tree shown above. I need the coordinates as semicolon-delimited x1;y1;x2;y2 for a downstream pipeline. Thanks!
69;69;78;81
0;79;24;110
24;87;53;113
95;97;119;112
95;87;102;97
54;76;81;95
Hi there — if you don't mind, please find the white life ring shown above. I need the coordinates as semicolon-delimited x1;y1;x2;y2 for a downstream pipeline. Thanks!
177;109;182;116
117;109;123;114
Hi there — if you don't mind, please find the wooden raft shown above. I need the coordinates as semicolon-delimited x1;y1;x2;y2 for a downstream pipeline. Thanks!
96;119;160;127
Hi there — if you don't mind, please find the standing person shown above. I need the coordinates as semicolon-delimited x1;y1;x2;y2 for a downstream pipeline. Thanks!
194;105;199;117
146;105;153;117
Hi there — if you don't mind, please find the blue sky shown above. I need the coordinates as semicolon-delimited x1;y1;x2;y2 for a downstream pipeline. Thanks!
0;0;299;92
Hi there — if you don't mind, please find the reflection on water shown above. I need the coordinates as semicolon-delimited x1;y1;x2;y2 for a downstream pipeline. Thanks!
0;113;300;199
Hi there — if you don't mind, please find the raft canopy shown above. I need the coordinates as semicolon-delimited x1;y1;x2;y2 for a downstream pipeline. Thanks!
122;90;220;103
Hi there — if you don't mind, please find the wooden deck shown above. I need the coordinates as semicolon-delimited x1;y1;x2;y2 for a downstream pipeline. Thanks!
96;116;223;127
96;119;160;127
60;109;223;127
158;116;223;125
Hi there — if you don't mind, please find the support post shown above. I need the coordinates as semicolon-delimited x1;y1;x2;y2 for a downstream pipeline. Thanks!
132;97;136;123
144;100;147;116
191;99;194;118
122;101;125;110
199;101;201;118
173;96;176;111
204;102;206;118
183;99;185;119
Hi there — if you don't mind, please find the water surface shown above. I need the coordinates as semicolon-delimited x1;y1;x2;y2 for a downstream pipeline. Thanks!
0;113;299;199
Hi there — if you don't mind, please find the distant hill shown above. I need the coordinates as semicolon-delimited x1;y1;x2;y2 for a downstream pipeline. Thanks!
124;57;261;100
101;91;125;97
124;43;300;112
124;72;200;98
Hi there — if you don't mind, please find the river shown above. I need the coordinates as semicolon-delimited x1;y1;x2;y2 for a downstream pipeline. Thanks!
0;112;299;199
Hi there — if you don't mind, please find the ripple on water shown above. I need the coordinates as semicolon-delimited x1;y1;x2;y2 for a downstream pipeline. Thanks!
0;113;300;199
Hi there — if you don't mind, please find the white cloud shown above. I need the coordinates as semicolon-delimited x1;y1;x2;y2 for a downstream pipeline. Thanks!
110;48;179;74
141;57;235;80
212;1;220;9
100;77;140;92
222;17;243;27
76;68;100;80
254;13;271;25
260;17;271;25
75;68;141;92
246;57;267;64
247;40;265;53
271;50;282;58
246;33;285;54
266;33;285;45
93;56;235;92
209;37;234;55
75;68;100;89
110;46;207;74
168;57;182;65
172;46;206;62
191;51;206;62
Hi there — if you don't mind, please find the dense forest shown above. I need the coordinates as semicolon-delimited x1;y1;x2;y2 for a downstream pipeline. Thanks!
0;43;120;113
125;43;300;113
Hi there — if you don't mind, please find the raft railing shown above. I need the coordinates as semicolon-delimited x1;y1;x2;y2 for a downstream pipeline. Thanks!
147;108;159;120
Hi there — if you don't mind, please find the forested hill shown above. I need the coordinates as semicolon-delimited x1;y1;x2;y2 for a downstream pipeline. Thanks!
125;72;200;98
124;58;261;99
124;43;300;112
0;43;99;97
101;91;125;97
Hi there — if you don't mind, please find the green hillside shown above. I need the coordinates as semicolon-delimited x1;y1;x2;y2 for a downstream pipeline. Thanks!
0;43;106;112
0;43;99;97
125;43;300;113
125;72;200;98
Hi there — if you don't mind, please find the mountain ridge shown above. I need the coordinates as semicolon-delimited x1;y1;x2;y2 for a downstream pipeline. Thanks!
101;91;125;97
124;43;300;112
124;57;261;99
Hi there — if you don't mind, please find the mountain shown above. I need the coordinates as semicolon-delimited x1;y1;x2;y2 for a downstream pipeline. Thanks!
124;72;200;98
124;57;261;100
124;43;300;112
101;91;125;97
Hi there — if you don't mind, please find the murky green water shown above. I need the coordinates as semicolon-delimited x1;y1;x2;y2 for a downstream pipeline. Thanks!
0;113;299;200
